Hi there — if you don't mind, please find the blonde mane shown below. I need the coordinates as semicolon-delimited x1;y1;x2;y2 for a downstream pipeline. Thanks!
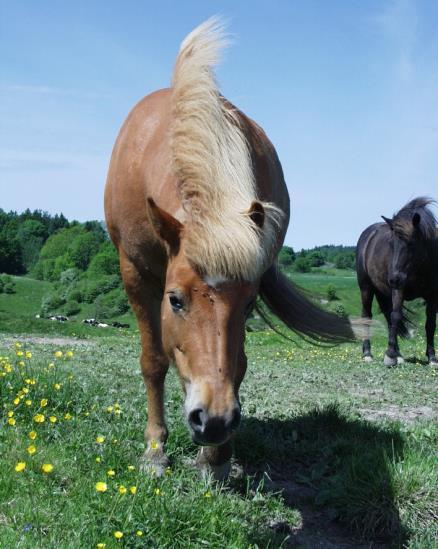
171;17;284;281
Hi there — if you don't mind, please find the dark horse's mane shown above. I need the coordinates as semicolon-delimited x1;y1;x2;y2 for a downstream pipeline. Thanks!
392;197;437;240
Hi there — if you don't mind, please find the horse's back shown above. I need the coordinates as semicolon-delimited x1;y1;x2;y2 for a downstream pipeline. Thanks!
356;223;391;293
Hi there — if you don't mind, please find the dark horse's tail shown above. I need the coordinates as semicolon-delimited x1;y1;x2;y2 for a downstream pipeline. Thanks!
258;266;358;344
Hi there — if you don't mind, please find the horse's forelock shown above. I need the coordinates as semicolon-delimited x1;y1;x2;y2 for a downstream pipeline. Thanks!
393;197;437;240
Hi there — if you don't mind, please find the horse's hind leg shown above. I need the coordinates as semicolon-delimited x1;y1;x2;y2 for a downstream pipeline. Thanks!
360;284;374;362
425;300;437;365
119;248;170;475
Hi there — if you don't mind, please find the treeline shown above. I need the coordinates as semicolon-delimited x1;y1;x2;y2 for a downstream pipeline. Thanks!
278;244;356;272
0;209;127;319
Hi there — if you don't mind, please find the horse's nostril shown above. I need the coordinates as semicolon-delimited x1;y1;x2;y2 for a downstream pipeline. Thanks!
188;408;204;431
229;407;241;431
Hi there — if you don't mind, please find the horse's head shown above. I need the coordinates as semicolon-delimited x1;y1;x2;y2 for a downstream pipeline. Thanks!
382;212;424;289
148;199;259;446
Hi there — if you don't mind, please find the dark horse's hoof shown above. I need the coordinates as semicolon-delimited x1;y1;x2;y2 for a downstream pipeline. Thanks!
384;353;398;367
363;354;373;363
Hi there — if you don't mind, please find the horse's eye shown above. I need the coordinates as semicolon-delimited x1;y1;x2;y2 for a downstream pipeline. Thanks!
169;295;184;312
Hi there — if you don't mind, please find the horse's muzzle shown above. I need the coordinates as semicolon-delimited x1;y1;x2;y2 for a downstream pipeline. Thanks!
187;405;241;446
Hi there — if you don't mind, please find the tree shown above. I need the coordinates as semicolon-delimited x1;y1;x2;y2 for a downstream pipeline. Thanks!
278;245;296;267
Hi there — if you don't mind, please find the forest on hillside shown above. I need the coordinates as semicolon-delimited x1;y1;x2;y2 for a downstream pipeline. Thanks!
0;208;356;319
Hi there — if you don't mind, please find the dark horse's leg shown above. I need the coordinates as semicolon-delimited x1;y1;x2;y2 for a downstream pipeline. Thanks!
384;289;404;367
360;284;374;362
425;300;437;365
119;248;170;475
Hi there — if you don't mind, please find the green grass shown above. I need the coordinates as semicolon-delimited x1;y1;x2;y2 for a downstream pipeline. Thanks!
0;274;437;547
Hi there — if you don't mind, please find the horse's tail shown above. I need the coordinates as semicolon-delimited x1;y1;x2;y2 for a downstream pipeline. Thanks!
374;293;413;339
258;266;360;344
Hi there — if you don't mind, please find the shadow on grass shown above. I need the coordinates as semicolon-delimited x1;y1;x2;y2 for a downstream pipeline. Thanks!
234;404;408;547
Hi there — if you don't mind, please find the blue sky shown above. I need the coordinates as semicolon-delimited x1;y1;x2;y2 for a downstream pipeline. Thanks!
1;0;437;249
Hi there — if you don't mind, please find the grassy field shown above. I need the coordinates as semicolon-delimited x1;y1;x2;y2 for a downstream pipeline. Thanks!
0;274;437;548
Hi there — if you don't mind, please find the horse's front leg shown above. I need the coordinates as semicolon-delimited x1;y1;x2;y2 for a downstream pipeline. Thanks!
425;300;437;365
196;351;247;481
119;249;170;475
384;289;404;367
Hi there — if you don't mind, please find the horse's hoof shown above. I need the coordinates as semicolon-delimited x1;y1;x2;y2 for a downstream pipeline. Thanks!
197;459;231;481
196;448;231;481
363;355;373;363
384;353;397;367
397;356;405;365
139;449;170;477
429;358;438;366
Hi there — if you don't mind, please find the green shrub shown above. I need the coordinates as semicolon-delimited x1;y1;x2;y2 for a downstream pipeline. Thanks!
327;284;338;301
41;292;66;316
294;256;311;273
64;301;81;316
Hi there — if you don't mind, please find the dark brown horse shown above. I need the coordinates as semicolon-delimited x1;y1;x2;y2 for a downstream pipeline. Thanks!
105;19;357;479
356;197;437;366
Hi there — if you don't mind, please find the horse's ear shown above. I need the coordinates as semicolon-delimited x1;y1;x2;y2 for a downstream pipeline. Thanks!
412;212;421;227
248;201;265;229
147;198;183;254
381;215;393;228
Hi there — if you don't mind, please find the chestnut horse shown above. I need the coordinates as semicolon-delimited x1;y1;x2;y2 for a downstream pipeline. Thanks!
105;19;356;479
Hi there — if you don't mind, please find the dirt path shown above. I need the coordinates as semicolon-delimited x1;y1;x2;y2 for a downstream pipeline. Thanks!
1;335;94;347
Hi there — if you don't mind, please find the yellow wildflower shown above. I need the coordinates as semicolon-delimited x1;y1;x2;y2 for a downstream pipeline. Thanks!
129;486;137;495
49;416;57;423
66;350;74;358
7;411;13;418
33;414;45;423
29;431;37;440
95;481;107;492
13;397;20;405
16;351;24;357
118;485;127;495
150;439;158;450
25;399;32;406
54;351;63;358
97;544;106;549
107;469;115;477
136;530;143;537
7;418;16;426
113;531;123;540
54;383;61;390
27;445;36;455
127;465;135;471
41;463;54;474
25;351;32;359
64;413;72;420
96;436;105;444
154;488;161;496
106;406;114;413
15;462;26;472
95;456;101;463
40;399;48;407
204;491;212;498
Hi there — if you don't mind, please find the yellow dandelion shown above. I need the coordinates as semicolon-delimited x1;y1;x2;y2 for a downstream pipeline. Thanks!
136;530;143;537
13;397;20;405
204;491;212;498
7;411;13;418
25;351;32;359
106;406;114;413
49;416;57;423
28;431;37;440
66;350;74;358
33;413;45;423
129;486;137;495
48;362;55;369
127;465;135;471
18;361;25;367
16;350;24;357
95;456;101;463
7;418;16;426
107;469;115;477
54;351;63;358
95;481;107;492
54;383;61;390
25;399;32;406
150;439;158;450
41;463;54;474
27;445;36;455
40;399;48;407
96;436;105;444
15;462;26;472
113;531;123;540
64;413;72;420
15;342;22;348
97;544;106;549
154;488;161;496
118;485;127;495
